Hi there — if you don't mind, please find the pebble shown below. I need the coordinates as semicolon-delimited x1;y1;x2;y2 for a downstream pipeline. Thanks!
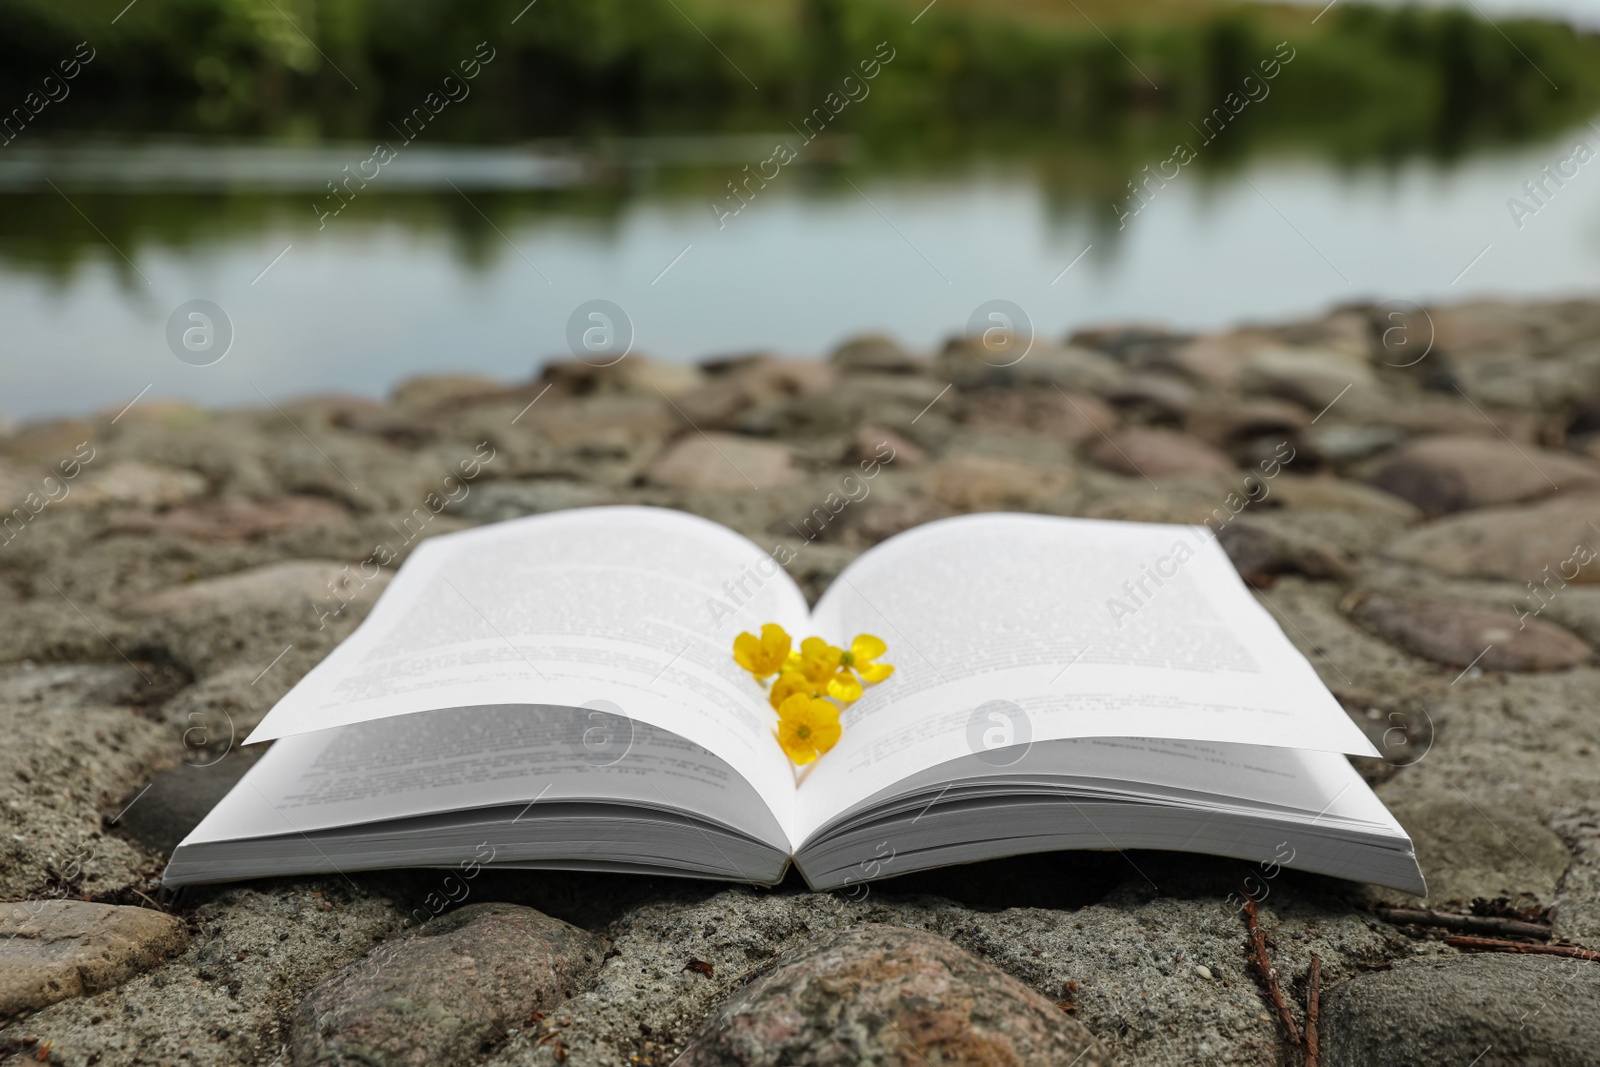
831;332;929;375
56;461;207;510
644;432;802;491
675;924;1111;1067
1088;428;1235;478
1322;954;1600;1067
1382;493;1600;582
290;902;607;1067
0;901;188;1016
1240;344;1375;408
106;494;351;541
1348;593;1591;670
119;559;388;618
926;454;1076;511
1364;434;1600;514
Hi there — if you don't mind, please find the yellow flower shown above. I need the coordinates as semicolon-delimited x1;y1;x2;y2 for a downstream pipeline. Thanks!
775;692;842;765
792;636;842;686
769;670;822;712
827;634;895;702
733;623;792;680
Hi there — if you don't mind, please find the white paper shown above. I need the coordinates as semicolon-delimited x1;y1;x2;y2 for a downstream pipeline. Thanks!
244;506;807;824
798;513;1378;839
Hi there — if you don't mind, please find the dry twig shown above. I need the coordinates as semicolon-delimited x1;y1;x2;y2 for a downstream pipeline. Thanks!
1374;905;1550;941
1305;954;1321;1067
1240;887;1302;1045
1444;936;1600;962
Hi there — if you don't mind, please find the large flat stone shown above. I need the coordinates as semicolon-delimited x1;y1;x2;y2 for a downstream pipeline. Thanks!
119;559;388;618
292;902;607;1067
1382;796;1571;910
1382;493;1600;582
644;433;801;492
0;901;188;1017
1088;428;1234;478
1348;593;1591;670
676;923;1111;1067
1365;434;1600;515
1322;954;1600;1067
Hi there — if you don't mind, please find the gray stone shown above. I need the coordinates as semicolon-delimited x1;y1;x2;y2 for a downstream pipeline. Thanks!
1322;954;1600;1067
119;559;390;619
106;494;352;542
645;433;801;492
925;454;1076;512
1238;345;1375;408
1348;593;1591;670
1088;429;1234;478
113;749;262;856
0;901;188;1017
291;902;607;1067
1382;796;1571;910
830;333;929;375
675;924;1111;1067
450;479;615;522
1383;493;1600;583
1365;434;1600;515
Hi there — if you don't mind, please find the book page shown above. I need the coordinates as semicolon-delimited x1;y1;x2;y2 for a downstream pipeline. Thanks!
797;513;1378;840
188;704;789;855
244;506;806;825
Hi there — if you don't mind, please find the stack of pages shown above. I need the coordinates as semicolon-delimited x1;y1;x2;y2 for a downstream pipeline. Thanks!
164;507;1424;895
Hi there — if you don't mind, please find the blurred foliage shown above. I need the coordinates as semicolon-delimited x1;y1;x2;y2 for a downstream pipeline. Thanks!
3;0;1600;281
0;0;1597;155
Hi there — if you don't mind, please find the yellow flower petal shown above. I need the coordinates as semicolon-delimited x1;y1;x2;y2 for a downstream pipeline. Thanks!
775;694;842;764
858;661;894;683
770;672;816;711
851;634;887;661
827;670;863;702
734;623;791;679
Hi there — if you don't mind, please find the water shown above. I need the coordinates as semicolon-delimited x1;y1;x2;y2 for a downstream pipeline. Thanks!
3;123;1600;420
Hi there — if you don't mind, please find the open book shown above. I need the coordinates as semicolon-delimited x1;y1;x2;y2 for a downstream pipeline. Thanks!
164;507;1424;894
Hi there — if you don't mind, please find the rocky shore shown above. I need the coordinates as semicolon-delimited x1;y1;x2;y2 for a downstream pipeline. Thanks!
3;297;1600;1065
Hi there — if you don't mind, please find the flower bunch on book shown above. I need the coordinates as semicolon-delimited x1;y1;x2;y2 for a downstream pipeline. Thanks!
732;624;894;766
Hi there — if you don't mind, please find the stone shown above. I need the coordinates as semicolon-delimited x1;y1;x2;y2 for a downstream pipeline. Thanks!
1321;954;1600;1067
389;374;508;410
290;902;606;1067
644;433;801;492
675;924;1111;1067
541;357;703;399
926;454;1075;511
1347;593;1590;670
1238;345;1375;408
55;461;207;510
1308;423;1406;463
830;333;928;375
1216;516;1352;583
113;749;262;856
847;426;925;468
959;390;1117;448
940;336;1121;391
1102;374;1197;423
1382;494;1600;583
1185;397;1308;451
0;901;188;1016
120;560;388;618
1381;796;1571;909
1087;429;1234;478
106;495;351;541
1365;434;1600;515
1269;475;1421;522
450;479;615;522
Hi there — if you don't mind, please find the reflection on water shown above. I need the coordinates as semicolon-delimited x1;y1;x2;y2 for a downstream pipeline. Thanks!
3;125;1600;419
